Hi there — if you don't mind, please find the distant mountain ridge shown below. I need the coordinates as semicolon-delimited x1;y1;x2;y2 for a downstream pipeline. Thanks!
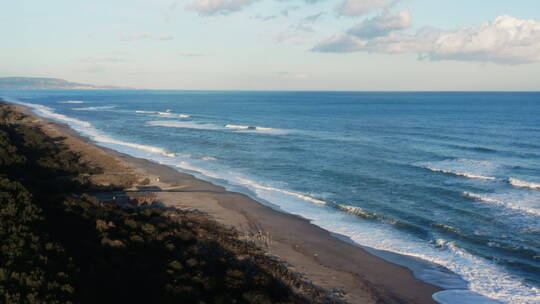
0;77;128;90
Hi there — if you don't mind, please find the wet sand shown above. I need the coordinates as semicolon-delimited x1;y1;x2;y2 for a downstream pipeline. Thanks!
10;102;442;304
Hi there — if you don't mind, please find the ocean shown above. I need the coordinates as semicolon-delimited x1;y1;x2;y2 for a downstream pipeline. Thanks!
2;90;539;304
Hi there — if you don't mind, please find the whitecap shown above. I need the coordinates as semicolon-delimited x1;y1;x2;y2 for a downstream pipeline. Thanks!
225;124;254;130
15;101;176;159
464;192;540;216
225;124;289;134
135;110;190;118
508;178;540;191
419;159;499;181
428;168;498;181
17;102;92;127
72;106;116;111
147;120;222;130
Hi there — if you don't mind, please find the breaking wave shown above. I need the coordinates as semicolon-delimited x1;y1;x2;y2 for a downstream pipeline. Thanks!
225;124;289;134
508;178;540;191
168;165;540;304
16;102;177;159
72;106;117;111
463;192;540;217
147;121;289;134
17;102;92;127
428;168;498;181
147;120;222;130
135;110;191;118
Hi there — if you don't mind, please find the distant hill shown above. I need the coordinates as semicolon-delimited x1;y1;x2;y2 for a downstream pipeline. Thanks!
0;77;128;90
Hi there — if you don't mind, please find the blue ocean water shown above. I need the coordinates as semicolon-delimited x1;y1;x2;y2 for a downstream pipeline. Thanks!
2;90;540;303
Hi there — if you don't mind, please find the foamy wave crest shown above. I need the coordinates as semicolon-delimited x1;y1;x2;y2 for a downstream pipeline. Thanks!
88;131;176;158
464;192;540;216
225;124;289;134
72;106;116;111
169;159;540;303
508;178;540;191
147;121;287;134
175;162;221;179
428;168;497;181
431;239;540;304
235;177;328;205
135;110;191;118
59;100;84;104
18;102;176;158
225;124;254;130
18;102;92;127
147;120;222;130
419;159;499;182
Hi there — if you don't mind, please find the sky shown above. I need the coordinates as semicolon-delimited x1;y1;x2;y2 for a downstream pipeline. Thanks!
1;0;540;91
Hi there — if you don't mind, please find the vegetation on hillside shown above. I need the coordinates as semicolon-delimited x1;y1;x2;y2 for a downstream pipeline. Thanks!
0;103;337;304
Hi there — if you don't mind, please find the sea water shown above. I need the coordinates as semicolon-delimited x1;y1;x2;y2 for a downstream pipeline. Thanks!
2;90;539;304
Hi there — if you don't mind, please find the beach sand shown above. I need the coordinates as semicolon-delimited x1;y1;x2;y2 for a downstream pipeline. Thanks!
11;103;442;304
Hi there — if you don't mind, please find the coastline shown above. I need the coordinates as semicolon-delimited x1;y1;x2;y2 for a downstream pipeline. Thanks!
9;101;443;303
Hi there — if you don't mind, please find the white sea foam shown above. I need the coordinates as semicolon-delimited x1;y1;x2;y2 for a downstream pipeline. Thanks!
225;124;253;130
167;163;540;304
175;162;221;179
428;168;498;181
72;106;116;111
420;158;500;182
158;112;191;118
508;178;540;191
59;100;84;104
225;124;289;134
16;101;176;159
17;102;92;127
91;131;176;157
147;120;222;130
147;120;288;134
464;192;540;217
135;110;191;118
13;99;540;303
235;177;328;205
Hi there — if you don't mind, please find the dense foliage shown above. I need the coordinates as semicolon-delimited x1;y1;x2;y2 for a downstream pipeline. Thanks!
0;103;334;304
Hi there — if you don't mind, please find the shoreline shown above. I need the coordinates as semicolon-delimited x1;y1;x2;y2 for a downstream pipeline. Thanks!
9;101;444;303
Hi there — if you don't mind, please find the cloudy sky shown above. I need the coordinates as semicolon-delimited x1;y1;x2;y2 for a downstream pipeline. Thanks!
2;0;540;90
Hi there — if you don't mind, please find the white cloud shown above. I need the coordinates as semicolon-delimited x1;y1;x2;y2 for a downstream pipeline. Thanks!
428;15;540;64
311;32;368;52
186;0;257;15
348;9;411;38
313;15;540;65
335;0;395;17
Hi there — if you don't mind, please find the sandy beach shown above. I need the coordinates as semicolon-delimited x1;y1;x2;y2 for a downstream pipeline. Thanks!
11;102;442;304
